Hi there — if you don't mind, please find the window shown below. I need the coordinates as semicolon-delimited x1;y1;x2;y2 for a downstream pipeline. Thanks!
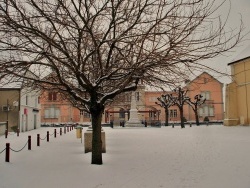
199;105;214;116
84;111;90;118
119;109;125;118
44;107;60;118
136;92;140;101
149;111;156;118
80;110;84;115
169;109;178;118
149;97;157;102
201;91;210;100
26;95;28;105
125;94;131;102
80;110;90;118
48;92;57;101
35;97;38;108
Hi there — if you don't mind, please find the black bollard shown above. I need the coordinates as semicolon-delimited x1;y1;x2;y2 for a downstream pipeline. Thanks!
37;134;40;146
47;131;49;142
5;129;8;139
5;143;10;162
17;128;20;137
110;121;113;128
28;136;31;150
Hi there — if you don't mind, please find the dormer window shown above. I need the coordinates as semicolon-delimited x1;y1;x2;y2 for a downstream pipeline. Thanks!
48;92;57;101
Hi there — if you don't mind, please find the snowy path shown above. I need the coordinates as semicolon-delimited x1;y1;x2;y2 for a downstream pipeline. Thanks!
1;125;250;188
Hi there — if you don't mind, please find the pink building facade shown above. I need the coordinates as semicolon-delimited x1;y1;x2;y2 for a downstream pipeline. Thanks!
40;72;224;126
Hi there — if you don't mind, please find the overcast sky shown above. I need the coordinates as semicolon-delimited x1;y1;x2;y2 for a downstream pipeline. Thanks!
204;0;250;84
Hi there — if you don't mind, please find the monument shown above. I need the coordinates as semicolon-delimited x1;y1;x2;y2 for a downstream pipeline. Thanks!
125;92;144;127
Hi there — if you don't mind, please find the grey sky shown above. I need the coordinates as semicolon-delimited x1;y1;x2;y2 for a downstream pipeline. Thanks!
205;0;250;84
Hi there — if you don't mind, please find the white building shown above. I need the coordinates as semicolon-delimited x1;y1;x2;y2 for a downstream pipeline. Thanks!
19;87;41;132
0;77;40;134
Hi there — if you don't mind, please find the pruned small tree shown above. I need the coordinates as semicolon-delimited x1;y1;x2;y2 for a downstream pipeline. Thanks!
155;94;174;126
0;0;244;164
171;87;189;128
186;94;206;125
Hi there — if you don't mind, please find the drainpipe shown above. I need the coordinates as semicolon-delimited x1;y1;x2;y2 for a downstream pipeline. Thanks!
244;62;249;125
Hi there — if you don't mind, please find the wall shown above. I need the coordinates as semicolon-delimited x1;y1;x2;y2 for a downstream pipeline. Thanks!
224;82;239;125
185;72;224;122
224;58;250;125
39;75;224;126
0;89;20;132
40;90;90;124
19;88;41;132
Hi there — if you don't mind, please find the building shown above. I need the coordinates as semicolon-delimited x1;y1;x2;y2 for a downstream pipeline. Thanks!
184;72;224;123
40;90;91;125
0;82;41;135
0;88;20;135
105;72;224;126
39;72;224;126
224;46;250;126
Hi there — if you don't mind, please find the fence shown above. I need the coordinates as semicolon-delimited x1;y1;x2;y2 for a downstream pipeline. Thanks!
0;126;74;162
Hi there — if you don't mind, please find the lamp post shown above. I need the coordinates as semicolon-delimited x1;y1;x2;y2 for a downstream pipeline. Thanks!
6;99;10;131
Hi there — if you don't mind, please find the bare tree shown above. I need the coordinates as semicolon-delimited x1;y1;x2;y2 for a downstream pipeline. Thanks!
0;0;244;164
171;87;189;128
155;94;174;126
186;94;206;125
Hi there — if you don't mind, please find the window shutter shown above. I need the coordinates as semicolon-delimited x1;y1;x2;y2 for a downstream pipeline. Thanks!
45;109;49;118
53;92;57;101
48;92;52;100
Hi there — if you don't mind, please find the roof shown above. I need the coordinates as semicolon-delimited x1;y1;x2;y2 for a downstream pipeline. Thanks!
228;44;250;65
0;77;23;89
186;72;223;86
0;70;38;89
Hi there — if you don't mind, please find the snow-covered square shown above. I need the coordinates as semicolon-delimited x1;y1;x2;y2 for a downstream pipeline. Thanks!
1;125;250;188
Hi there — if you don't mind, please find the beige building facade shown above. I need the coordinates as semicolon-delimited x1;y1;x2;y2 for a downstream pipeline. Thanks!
224;56;250;126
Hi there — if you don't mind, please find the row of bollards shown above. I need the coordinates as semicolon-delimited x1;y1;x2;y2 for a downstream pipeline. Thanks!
4;125;74;139
4;126;74;162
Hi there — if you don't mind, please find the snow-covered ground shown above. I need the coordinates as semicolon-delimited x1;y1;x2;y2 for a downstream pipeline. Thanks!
1;125;250;188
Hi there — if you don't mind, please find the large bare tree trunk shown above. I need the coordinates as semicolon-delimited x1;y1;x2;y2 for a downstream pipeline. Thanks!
91;110;103;164
195;110;200;126
90;98;104;165
165;108;169;126
180;109;185;128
